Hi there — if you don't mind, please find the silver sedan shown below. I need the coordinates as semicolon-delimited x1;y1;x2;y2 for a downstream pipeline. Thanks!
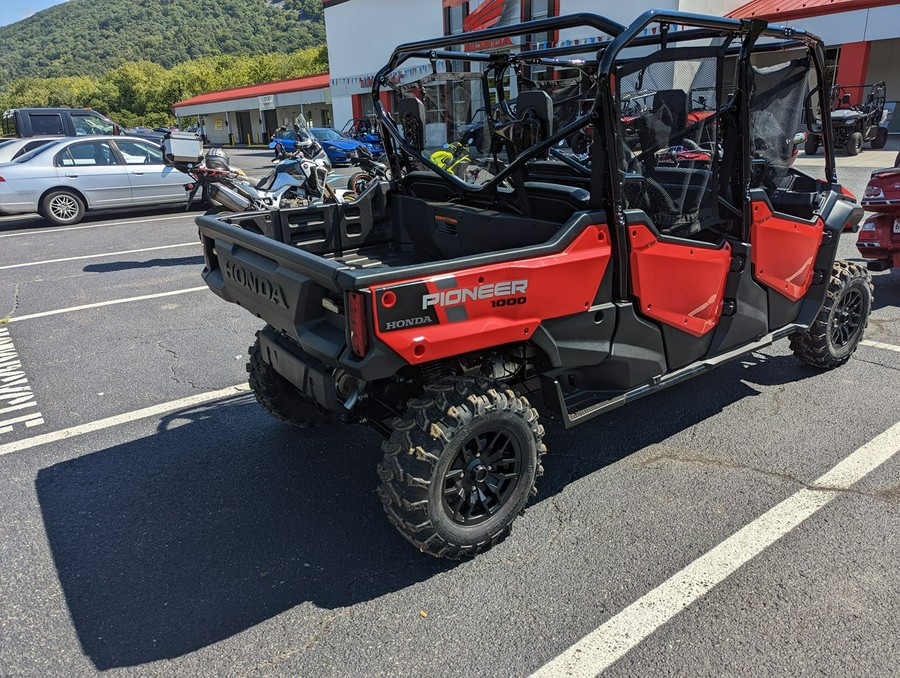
0;135;192;226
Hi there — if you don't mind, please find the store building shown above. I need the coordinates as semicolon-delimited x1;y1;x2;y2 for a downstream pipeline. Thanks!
323;0;900;133
322;0;746;130
728;0;900;113
173;73;332;146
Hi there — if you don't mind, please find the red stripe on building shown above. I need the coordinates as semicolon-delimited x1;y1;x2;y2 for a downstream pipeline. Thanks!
173;73;330;109
727;0;900;21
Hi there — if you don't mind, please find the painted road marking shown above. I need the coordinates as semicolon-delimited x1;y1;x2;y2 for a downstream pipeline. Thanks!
0;213;195;238
0;243;197;270
0;326;44;437
530;420;900;678
0;384;249;457
862;340;900;354
5;287;207;323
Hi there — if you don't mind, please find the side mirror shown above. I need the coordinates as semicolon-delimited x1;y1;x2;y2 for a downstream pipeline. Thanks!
842;93;851;104
792;132;807;146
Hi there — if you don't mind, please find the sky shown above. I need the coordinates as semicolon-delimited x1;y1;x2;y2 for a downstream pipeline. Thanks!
0;0;69;27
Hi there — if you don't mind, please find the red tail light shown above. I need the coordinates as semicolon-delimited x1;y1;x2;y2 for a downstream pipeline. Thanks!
0;176;5;182
347;291;369;358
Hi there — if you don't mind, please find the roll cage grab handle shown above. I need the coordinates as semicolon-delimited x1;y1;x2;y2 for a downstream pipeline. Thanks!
371;9;836;200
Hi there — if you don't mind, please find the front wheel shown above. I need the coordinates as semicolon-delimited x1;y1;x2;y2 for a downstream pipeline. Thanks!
40;189;85;226
845;131;864;156
790;261;873;369
377;376;546;559
871;127;888;149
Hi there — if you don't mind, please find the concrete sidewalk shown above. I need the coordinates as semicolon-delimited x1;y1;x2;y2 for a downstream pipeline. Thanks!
794;134;900;169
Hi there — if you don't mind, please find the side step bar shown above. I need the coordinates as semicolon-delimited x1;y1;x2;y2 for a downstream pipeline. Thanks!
551;325;801;428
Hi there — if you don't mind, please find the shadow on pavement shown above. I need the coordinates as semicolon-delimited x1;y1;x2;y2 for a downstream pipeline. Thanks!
83;255;205;273
872;269;900;311
35;352;818;670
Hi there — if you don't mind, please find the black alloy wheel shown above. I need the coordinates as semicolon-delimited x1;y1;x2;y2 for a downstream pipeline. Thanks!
442;427;523;526
378;376;545;559
830;287;865;349
791;260;873;369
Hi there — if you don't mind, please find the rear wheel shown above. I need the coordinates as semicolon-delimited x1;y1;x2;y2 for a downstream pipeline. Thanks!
40;189;85;226
247;332;339;428
845;131;864;156
790;261;873;369
347;172;373;194
377;376;546;559
871;127;888;149
804;135;820;155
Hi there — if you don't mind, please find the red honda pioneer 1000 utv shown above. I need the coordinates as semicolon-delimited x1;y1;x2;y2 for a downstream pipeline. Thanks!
195;11;871;559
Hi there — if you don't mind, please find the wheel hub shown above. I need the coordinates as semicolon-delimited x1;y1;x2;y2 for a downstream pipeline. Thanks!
442;428;522;526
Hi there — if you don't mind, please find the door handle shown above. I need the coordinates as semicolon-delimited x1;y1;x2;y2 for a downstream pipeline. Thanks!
132;171;144;175
65;173;79;178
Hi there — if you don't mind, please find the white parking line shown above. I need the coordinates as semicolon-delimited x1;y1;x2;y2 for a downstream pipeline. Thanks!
0;383;249;457
530;420;900;678
862;339;900;354
0;243;197;270
5;287;207;323
0;213;195;238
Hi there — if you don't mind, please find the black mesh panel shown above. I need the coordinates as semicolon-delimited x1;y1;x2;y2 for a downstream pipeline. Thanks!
618;54;721;239
748;56;810;192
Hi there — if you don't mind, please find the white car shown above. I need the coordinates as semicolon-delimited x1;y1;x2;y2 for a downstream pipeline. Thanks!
0;135;192;226
0;136;63;163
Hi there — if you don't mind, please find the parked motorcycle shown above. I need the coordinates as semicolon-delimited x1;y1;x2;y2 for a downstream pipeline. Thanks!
179;146;342;214
857;161;900;272
346;146;390;194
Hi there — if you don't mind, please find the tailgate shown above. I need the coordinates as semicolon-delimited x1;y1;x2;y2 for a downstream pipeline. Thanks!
197;214;348;364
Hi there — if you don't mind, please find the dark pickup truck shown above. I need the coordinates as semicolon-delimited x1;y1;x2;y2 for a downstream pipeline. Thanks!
1;108;121;138
195;11;869;560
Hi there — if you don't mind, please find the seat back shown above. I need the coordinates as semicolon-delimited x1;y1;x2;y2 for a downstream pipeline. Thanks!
652;90;688;131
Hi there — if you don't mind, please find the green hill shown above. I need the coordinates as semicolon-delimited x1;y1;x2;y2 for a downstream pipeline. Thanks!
0;0;325;86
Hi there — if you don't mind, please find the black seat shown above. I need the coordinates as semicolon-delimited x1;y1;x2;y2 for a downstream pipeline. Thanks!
527;160;591;189
402;171;459;202
521;182;590;222
652;90;688;131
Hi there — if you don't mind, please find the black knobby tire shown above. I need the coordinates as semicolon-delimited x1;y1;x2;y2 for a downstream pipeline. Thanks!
790;261;873;369
40;189;85;226
804;135;820;156
845;131;864;156
871;127;888;149
377;376;546;559
247;332;338;428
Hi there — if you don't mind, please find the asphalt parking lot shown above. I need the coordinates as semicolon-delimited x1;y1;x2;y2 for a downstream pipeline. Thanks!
0;147;898;677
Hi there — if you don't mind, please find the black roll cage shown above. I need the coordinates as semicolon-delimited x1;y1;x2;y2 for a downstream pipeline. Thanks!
372;11;836;300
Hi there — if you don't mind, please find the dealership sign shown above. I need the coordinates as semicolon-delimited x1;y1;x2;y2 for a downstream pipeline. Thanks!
258;95;276;111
